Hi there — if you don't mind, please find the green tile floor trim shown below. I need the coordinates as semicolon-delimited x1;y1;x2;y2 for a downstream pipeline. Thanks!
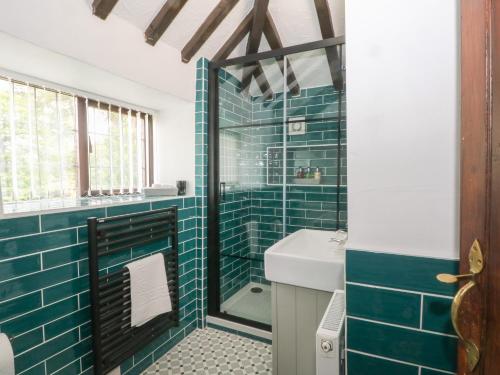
346;249;459;374
0;197;198;375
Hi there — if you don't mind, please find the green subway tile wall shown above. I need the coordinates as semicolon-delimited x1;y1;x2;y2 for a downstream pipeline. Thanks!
0;197;199;375
346;249;459;374
215;65;347;291
195;57;208;320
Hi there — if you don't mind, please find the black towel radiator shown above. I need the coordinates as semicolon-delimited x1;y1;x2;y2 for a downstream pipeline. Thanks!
87;206;179;375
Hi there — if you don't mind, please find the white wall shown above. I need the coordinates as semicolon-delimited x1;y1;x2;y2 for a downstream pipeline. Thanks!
345;0;460;259
0;31;196;193
155;103;196;195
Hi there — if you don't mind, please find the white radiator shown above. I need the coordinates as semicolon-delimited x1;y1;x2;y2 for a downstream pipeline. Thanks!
316;290;345;375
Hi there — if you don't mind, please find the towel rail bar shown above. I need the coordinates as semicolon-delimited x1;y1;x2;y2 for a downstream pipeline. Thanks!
88;205;179;375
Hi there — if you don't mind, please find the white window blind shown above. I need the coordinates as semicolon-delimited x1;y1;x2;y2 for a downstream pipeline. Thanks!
84;102;148;195
0;78;78;203
0;76;153;207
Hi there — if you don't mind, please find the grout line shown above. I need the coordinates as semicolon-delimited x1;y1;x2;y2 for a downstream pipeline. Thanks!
347;349;455;374
347;316;458;338
346;281;454;299
419;294;424;329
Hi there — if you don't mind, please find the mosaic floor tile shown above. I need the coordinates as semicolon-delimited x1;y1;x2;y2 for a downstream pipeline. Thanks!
142;328;272;375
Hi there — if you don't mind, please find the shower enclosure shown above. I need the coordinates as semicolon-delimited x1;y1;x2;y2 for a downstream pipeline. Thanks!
208;38;346;331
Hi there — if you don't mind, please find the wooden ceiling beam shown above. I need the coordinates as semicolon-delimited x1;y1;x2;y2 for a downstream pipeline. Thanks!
263;11;300;96
241;0;270;94
253;63;273;100
92;0;119;20
145;0;188;46
181;0;239;63
213;11;253;62
313;0;343;90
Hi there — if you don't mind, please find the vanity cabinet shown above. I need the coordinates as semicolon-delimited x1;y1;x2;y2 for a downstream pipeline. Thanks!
272;282;332;375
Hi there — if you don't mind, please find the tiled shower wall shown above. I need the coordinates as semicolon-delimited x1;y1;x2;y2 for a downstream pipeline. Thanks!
249;85;347;284
214;67;348;293
0;198;198;375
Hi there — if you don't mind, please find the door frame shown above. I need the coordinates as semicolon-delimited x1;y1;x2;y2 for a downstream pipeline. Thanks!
460;0;500;373
206;37;345;331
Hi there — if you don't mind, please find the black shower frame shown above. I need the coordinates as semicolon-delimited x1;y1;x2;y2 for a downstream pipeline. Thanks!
207;36;346;332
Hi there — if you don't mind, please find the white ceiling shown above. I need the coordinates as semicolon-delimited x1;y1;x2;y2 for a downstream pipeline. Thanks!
104;0;346;93
105;0;345;60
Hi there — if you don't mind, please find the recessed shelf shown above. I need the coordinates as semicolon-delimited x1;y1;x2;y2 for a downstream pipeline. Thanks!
266;144;345;187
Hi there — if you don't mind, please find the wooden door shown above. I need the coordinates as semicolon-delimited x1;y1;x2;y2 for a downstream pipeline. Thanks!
460;0;500;373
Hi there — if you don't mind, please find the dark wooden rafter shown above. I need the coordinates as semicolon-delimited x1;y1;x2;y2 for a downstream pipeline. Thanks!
181;0;239;63
213;11;253;61
145;0;188;46
241;0;271;96
253;63;273;100
92;0;119;20
313;0;343;90
263;11;300;96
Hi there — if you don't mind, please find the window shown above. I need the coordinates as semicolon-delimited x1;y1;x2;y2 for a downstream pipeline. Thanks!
0;77;154;204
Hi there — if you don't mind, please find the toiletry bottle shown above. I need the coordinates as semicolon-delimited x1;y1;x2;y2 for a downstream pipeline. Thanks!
306;167;312;179
296;167;303;178
314;167;321;181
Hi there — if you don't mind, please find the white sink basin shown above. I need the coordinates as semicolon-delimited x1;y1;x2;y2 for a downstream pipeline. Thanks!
264;229;345;292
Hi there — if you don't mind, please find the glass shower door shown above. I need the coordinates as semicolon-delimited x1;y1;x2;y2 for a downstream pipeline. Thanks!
217;57;285;328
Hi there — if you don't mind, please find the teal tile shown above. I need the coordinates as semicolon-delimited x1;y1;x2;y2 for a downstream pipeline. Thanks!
307;85;334;97
422;296;454;335
347;318;457;372
0;291;42;322
43;276;89;305
347;351;418;375
44;307;90;340
0;229;77;261
11;327;44;354
0;254;41;282
1;296;78;337
106;202;150;217
0;263;79;302
151;198;184;210
14;328;79;373
346;284;421;328
19;363;45;375
41;208;105;231
346;250;459;296
421;368;452;375
0;216;39;239
51;359;82;375
46;336;92;374
42;243;87;269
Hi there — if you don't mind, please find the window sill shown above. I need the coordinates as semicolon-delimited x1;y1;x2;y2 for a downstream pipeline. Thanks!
0;194;194;219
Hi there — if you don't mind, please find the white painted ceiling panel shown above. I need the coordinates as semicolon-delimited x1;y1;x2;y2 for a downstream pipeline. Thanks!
106;0;345;60
105;0;345;90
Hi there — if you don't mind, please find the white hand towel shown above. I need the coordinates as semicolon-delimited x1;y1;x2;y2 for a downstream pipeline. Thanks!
0;333;15;375
125;253;172;327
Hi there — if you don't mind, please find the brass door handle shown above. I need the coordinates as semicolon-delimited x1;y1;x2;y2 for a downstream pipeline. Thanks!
436;239;484;372
451;280;480;372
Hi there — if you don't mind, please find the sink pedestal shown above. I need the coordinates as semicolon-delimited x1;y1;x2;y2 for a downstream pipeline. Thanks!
272;282;332;375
